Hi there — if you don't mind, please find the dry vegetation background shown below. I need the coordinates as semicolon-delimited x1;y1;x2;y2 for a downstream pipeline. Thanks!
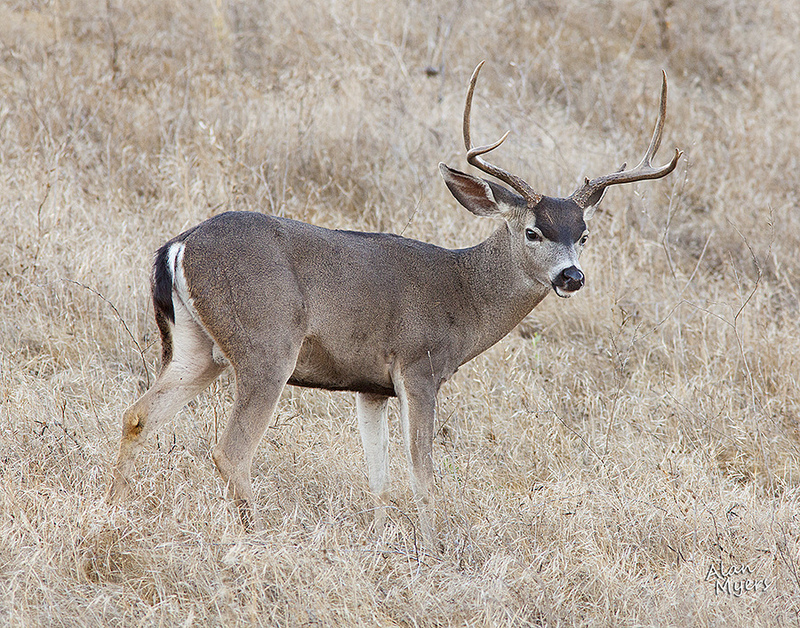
1;0;799;625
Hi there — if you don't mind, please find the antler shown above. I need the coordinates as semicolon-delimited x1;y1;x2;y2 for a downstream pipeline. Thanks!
570;70;682;208
463;61;543;206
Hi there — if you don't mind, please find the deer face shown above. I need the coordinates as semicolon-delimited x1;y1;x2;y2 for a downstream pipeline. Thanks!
438;164;593;298
524;196;589;298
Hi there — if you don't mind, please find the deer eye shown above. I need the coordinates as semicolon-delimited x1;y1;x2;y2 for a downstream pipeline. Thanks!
525;228;543;243
579;233;589;246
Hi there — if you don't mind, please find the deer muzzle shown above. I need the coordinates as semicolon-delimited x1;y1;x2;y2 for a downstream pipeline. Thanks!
553;266;585;298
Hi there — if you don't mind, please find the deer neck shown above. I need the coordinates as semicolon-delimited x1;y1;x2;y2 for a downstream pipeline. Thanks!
456;224;550;362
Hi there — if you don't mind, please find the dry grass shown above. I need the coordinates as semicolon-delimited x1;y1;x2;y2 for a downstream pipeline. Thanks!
1;0;799;625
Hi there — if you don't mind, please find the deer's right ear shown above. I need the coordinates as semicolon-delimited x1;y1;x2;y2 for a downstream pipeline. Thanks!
439;163;498;217
439;163;523;218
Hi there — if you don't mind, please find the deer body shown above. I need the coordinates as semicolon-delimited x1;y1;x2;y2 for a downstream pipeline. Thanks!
170;211;552;396
110;63;680;547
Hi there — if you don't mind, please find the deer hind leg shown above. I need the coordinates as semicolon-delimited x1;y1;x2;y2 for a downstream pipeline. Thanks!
109;299;225;503
211;342;301;532
356;392;390;530
393;369;438;550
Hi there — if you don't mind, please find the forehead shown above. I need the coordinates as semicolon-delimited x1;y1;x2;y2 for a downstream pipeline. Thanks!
530;196;587;244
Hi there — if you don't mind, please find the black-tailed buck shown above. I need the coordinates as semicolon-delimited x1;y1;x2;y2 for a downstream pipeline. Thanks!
110;62;681;548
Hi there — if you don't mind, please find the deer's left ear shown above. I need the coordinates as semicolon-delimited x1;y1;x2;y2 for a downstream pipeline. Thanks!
581;188;607;221
439;163;526;218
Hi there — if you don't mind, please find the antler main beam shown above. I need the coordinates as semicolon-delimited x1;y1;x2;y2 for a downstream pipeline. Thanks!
463;61;543;206
570;71;682;209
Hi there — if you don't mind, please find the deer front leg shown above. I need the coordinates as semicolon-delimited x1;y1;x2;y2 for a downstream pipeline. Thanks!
356;392;391;531
393;369;438;551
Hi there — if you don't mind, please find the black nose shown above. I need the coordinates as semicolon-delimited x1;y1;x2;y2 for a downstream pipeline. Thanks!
555;266;585;292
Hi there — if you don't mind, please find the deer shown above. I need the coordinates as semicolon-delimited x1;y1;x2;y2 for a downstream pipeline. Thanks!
108;61;681;549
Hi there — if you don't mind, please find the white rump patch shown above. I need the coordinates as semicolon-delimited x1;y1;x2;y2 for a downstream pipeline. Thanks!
169;241;229;368
170;242;189;306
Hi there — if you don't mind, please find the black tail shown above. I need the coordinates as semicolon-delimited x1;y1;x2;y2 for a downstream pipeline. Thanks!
152;241;177;366
152;241;175;324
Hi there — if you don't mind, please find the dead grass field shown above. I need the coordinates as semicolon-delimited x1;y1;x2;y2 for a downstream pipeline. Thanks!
1;0;799;625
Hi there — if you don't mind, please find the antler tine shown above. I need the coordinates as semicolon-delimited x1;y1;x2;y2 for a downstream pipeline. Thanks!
571;70;683;209
463;61;543;206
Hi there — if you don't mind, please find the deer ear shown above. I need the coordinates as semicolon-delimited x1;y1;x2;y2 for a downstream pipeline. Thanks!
439;163;525;218
439;163;498;217
575;162;626;220
581;187;606;221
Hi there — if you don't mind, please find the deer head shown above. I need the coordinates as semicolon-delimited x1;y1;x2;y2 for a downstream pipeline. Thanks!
440;61;682;298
